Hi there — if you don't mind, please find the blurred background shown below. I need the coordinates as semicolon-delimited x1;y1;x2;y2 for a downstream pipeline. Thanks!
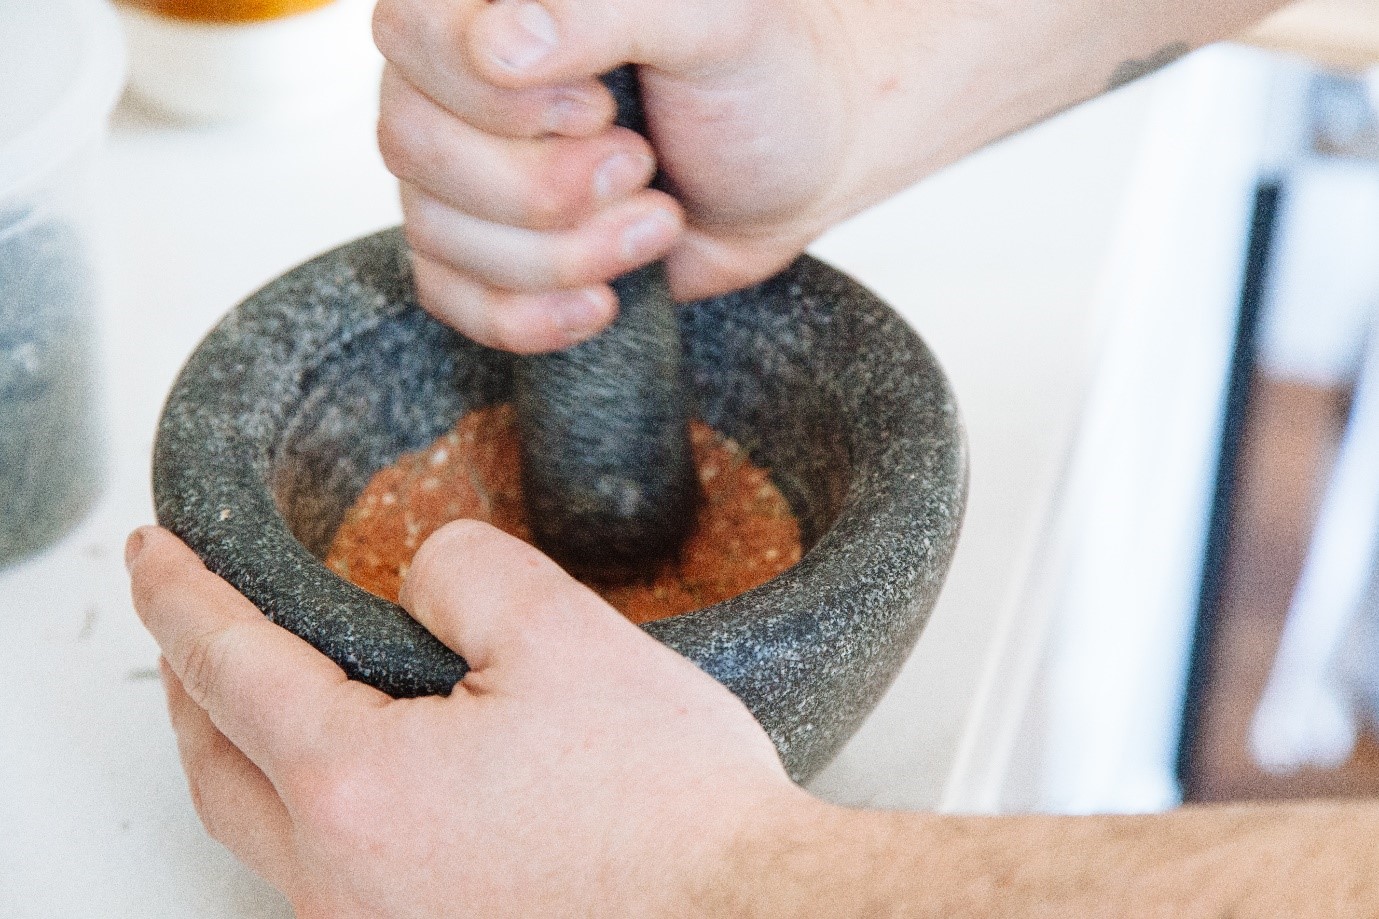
10;0;1379;914
975;24;1379;815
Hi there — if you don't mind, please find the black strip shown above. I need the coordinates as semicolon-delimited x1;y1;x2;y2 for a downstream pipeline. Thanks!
1175;180;1282;796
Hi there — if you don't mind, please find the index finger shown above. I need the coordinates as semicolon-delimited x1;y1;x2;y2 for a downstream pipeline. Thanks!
373;0;613;139
127;526;389;780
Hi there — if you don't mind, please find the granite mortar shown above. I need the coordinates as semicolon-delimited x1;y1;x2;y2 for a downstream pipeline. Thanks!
153;228;968;781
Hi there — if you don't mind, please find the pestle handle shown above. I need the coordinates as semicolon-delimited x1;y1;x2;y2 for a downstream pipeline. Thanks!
513;66;697;573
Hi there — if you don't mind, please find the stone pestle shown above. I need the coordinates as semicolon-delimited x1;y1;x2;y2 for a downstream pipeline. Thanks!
514;66;697;575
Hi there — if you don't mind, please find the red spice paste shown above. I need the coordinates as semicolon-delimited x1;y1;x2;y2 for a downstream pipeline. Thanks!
324;405;803;624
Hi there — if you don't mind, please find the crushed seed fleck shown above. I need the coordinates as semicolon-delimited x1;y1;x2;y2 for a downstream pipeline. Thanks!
325;404;803;624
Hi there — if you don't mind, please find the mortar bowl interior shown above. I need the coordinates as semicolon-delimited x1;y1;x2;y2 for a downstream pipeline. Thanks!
153;228;967;781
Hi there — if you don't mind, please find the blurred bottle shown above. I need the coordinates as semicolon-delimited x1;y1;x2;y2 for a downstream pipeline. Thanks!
117;0;381;123
1;0;125;568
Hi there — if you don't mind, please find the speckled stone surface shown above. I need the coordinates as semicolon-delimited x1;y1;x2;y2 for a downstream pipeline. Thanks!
517;258;696;572
515;66;698;571
153;228;968;781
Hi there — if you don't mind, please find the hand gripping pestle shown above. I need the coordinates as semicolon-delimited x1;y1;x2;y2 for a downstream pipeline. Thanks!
513;66;698;575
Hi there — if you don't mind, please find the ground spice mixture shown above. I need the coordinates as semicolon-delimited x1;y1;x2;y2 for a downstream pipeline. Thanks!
325;404;803;624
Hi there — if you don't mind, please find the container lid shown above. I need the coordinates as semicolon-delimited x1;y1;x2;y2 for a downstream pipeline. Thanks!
0;0;127;198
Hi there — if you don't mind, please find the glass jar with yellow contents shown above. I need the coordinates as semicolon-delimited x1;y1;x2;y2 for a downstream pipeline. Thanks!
123;1;337;21
117;0;381;122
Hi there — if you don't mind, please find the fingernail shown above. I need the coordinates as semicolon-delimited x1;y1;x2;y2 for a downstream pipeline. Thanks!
620;209;677;263
544;88;600;134
125;527;149;573
489;1;558;73
545;98;585;135
554;289;612;341
593;151;654;202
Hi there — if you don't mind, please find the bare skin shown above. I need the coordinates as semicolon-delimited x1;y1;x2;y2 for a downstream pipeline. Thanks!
374;0;1288;353
130;524;1379;917
129;0;1379;914
129;523;802;917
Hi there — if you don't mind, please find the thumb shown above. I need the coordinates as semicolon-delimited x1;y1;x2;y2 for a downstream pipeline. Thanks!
665;225;815;302
397;519;636;678
464;0;750;89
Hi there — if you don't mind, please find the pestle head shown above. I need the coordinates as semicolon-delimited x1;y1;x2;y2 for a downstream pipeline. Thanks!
513;66;698;574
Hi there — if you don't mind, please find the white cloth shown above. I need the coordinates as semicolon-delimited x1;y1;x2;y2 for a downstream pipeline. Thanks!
1258;160;1379;385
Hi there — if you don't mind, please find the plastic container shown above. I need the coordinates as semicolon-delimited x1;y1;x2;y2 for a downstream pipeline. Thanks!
0;0;126;568
118;0;382;123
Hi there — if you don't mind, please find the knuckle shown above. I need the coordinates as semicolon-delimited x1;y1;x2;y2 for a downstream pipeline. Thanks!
177;626;233;708
486;299;562;354
454;294;512;352
465;89;544;140
184;755;226;841
548;239;599;289
411;256;486;334
376;103;438;188
410;258;512;350
379;131;442;198
374;113;411;177
401;212;447;267
408;247;444;294
175;612;255;709
410;255;458;316
519;179;581;230
370;1;406;59
289;760;378;850
520;143;597;229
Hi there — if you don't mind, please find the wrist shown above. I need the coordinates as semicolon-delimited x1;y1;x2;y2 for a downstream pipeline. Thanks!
680;782;861;917
828;0;1100;207
828;0;1286;218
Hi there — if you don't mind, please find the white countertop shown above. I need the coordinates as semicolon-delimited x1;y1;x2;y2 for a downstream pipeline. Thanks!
1;74;1159;916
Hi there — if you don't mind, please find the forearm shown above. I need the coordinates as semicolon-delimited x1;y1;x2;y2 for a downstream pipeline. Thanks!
839;0;1292;208
709;796;1379;916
